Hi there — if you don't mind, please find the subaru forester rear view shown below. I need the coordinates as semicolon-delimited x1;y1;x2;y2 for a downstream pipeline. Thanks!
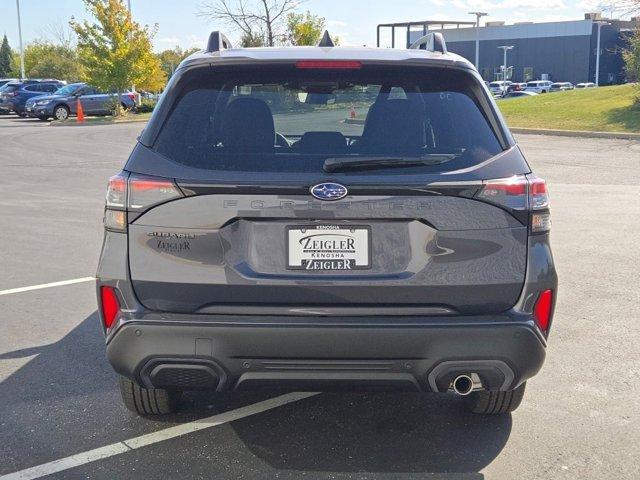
97;32;557;416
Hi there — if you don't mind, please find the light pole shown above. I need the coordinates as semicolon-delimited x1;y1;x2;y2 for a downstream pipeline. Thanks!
469;11;488;70
594;21;610;86
127;0;137;96
498;45;514;83
15;0;25;79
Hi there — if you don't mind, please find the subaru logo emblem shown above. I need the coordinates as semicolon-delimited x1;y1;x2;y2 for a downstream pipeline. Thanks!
310;183;348;201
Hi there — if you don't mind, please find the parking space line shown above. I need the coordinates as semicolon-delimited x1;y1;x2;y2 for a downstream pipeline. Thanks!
0;392;318;480
0;277;95;296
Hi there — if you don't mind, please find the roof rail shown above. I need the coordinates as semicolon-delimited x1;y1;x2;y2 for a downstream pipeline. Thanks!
206;31;233;53
318;30;335;47
409;32;447;54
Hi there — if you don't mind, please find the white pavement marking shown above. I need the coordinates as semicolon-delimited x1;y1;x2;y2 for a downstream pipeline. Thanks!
0;392;318;480
0;277;95;296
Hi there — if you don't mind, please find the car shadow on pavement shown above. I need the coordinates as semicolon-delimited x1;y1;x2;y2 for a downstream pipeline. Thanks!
231;391;509;478
1;312;509;478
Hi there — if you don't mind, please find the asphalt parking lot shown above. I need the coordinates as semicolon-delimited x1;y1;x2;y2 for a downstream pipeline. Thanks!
0;115;639;480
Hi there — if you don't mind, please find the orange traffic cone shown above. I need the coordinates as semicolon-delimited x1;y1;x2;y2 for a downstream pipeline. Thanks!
76;98;85;123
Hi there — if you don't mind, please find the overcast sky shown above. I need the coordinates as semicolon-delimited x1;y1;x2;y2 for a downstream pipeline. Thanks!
0;0;630;51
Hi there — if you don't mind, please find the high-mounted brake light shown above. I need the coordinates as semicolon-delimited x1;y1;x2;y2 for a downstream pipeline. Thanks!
296;60;362;69
533;289;553;332
100;286;120;329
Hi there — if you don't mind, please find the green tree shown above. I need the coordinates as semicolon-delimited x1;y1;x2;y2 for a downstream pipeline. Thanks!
0;35;13;77
71;0;166;113
23;41;83;81
240;31;266;47
286;11;326;46
624;28;640;83
157;46;199;78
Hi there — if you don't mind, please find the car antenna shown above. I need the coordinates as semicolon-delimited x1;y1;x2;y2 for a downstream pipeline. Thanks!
318;31;335;48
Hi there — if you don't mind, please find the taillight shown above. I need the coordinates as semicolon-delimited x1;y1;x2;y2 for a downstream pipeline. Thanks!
476;175;551;233
103;172;183;231
100;286;120;329
476;175;528;210
533;289;553;332
128;175;182;210
528;175;551;234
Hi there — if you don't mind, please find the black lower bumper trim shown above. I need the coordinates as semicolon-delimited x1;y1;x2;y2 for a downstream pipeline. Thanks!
106;320;546;392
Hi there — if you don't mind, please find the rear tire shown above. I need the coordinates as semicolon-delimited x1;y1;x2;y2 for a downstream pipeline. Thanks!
464;382;526;415
118;377;181;415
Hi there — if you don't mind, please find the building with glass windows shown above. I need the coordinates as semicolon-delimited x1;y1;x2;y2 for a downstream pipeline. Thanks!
383;13;637;84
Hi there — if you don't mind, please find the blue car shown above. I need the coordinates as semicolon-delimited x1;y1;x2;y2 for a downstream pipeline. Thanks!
0;81;66;116
25;82;137;121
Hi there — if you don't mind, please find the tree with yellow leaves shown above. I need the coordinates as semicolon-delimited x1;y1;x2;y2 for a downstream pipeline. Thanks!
71;0;166;115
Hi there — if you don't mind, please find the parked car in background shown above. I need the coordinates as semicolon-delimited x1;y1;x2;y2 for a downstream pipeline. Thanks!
525;80;553;93
501;91;538;99
26;82;137;121
575;82;597;88
550;82;574;92
0;81;66;116
506;82;527;93
488;80;512;95
0;78;19;87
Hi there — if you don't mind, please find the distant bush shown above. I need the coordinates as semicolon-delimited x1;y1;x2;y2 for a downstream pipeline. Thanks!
136;99;157;113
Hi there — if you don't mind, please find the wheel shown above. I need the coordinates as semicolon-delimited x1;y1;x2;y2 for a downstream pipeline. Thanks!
53;105;70;121
464;382;526;415
118;376;181;415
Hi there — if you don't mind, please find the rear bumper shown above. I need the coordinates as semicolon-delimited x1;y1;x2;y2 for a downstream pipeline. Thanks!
106;315;547;393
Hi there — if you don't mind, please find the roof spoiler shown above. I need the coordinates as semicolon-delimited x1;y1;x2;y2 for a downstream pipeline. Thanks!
409;32;447;54
206;31;233;53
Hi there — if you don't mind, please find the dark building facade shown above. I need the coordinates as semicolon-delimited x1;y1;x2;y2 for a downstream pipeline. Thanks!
408;17;635;85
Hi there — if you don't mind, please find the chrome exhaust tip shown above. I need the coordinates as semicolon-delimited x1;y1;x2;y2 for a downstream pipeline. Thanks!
451;373;483;396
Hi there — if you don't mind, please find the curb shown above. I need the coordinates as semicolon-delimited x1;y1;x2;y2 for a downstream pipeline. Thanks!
510;127;640;140
343;118;365;125
49;116;149;127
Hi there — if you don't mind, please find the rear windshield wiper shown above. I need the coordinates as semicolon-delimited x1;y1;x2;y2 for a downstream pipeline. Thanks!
323;154;460;173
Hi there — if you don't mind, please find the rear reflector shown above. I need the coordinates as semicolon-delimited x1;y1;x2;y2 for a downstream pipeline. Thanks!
534;289;553;332
100;286;120;329
296;60;362;69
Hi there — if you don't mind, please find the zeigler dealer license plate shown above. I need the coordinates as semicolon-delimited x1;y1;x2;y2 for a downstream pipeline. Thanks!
287;225;371;271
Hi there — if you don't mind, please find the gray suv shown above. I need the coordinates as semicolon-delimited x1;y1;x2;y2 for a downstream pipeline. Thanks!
97;32;557;416
25;82;136;120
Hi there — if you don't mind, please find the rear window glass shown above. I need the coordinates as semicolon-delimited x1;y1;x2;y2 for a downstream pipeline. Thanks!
153;65;503;174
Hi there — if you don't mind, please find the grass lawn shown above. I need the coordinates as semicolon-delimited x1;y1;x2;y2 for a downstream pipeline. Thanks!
497;84;640;133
